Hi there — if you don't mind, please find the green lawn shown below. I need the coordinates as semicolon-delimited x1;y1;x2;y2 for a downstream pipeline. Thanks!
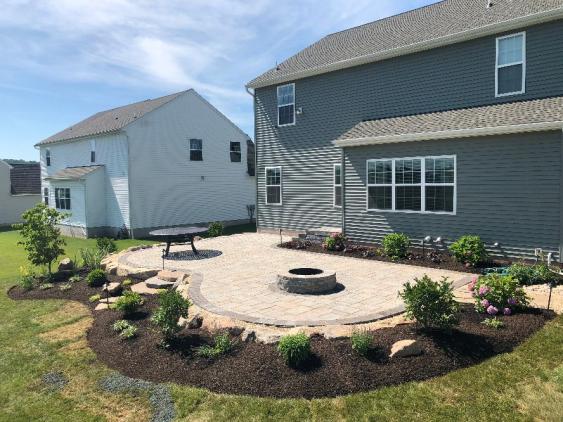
0;228;562;421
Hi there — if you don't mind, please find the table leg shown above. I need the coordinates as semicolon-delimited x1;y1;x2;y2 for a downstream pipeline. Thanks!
190;236;199;255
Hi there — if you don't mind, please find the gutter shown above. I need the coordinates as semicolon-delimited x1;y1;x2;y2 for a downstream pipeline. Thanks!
247;7;563;89
333;121;563;148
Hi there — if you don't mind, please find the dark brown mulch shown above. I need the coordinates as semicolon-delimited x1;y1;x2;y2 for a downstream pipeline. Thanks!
9;280;555;399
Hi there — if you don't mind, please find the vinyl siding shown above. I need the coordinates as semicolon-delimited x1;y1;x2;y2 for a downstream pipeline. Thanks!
254;20;563;233
127;90;255;233
343;131;562;259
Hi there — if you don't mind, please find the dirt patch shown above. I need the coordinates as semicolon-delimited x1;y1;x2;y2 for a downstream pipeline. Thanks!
39;317;93;343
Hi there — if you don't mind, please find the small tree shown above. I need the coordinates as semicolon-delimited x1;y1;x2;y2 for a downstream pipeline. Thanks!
13;203;66;276
151;290;191;340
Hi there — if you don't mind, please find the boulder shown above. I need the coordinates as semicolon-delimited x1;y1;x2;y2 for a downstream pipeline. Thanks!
255;332;281;344
241;329;256;343
389;339;423;358
58;258;74;272
145;277;175;289
187;314;203;329
102;282;122;296
227;326;244;337
157;270;180;283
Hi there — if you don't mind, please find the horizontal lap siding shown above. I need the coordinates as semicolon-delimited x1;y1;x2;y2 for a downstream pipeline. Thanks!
254;20;563;233
344;132;562;259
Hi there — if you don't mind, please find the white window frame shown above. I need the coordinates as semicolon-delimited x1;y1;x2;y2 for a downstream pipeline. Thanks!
230;141;242;163
46;149;51;167
189;138;203;161
277;83;296;127
265;166;282;205
90;140;96;163
366;155;456;215
43;187;49;206
54;187;71;210
333;164;342;208
495;32;526;98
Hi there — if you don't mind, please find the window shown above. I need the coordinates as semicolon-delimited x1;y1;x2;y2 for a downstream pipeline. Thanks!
334;164;342;207
230;141;241;162
277;83;295;126
46;149;51;167
265;167;282;205
496;32;525;97
367;156;456;214
90;140;96;163
55;188;71;210
189;139;203;161
43;187;49;206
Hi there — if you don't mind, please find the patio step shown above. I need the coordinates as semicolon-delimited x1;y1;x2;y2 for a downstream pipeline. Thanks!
145;277;175;289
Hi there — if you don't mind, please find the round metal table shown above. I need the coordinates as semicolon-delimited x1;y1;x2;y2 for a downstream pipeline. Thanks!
149;226;209;257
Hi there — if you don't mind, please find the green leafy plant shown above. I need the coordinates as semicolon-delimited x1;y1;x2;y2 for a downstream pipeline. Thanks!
207;222;224;238
122;279;133;287
39;283;54;290
114;291;143;315
481;318;504;329
196;333;234;359
113;319;132;332
120;325;137;340
449;235;487;267
277;332;311;367
86;268;106;287
507;262;559;286
12;203;66;276
69;274;81;283
350;330;373;356
18;266;35;290
399;275;460;330
79;248;105;270
322;232;348;252
89;294;101;303
469;274;529;316
383;233;410;260
96;237;117;255
59;283;72;291
151;290;190;339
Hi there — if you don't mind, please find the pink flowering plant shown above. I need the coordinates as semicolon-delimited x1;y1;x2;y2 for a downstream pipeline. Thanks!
471;273;529;315
322;233;348;252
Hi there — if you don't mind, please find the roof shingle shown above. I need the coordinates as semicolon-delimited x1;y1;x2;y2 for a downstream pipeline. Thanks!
9;163;41;195
46;166;104;180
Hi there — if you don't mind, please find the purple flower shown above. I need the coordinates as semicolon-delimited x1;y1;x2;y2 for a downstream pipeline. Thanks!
503;308;512;316
507;298;518;306
487;305;499;315
481;299;490;308
478;286;490;296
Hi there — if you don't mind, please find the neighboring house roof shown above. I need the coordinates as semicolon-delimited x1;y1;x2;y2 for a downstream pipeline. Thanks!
45;165;104;180
9;163;41;195
248;0;563;88
37;90;189;146
334;96;563;147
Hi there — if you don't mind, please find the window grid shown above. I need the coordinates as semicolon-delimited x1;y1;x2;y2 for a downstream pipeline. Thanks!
277;83;295;126
46;149;51;167
230;141;241;162
496;32;525;97
334;164;342;208
43;187;49;206
265;166;282;205
54;188;71;210
189;139;203;161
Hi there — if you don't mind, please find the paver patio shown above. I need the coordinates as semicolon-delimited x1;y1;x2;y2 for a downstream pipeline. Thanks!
119;233;473;326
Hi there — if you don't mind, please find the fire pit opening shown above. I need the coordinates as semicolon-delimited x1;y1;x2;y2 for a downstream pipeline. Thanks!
289;268;323;276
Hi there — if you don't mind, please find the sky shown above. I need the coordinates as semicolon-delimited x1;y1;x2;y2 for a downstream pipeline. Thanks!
0;0;434;161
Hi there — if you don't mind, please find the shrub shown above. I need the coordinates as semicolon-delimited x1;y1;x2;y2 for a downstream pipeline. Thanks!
196;333;234;359
323;233;348;252
382;233;410;260
115;291;144;315
207;222;224;238
350;330;373;356
113;319;132;332
18;266;35;290
13;203;66;276
122;279;133;287
79;248;105;270
482;318;504;329
399;275;460;330
96;237;117;254
449;235;488;267
277;333;311;367
471;274;529;315
120;325;138;340
89;294;101;303
530;263;558;285
151;290;190;339
69;275;81;283
87;268;106;287
59;283;72;291
507;262;535;285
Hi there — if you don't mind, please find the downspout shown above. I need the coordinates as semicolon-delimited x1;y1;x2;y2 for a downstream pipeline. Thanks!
126;133;135;239
341;148;345;235
245;86;259;231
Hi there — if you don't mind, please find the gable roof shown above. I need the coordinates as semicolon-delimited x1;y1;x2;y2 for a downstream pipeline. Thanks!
37;90;189;146
248;0;563;88
334;96;563;147
9;163;41;195
45;165;104;180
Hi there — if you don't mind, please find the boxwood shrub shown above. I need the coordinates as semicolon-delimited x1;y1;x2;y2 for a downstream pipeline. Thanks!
114;291;144;315
449;235;487;267
382;233;410;260
86;268;106;287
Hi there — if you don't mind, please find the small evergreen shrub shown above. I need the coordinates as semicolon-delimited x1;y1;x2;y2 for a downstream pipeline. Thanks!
350;330;372;356
469;274;529;315
151;290;190;339
481;318;504;329
196;333;234;359
87;268;106;287
207;222;224;238
322;233;348;252
277;333;311;367
449;235;487;267
96;237;117;254
382;233;410;260
399;275;460;330
18;266;35;290
89;294;101;303
114;291;144;315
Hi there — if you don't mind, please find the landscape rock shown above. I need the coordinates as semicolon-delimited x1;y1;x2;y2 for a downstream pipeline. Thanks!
227;326;244;337
241;329;256;343
117;267;158;280
389;339;423;358
102;282;122;296
146;277;175;289
131;282;161;295
98;296;120;304
157;270;180;283
187;314;203;329
58;258;74;272
255;332;281;344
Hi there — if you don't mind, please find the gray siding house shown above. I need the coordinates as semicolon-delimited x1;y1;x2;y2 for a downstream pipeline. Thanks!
247;0;563;260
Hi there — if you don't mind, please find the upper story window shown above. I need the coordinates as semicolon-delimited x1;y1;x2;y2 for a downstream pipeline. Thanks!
277;83;295;126
230;141;241;162
46;149;51;167
43;187;49;206
334;164;342;208
496;32;526;97
265;166;282;205
90;140;96;163
190;139;203;161
55;187;71;210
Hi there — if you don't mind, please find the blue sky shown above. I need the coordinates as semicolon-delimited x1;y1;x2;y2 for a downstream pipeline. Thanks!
0;0;434;161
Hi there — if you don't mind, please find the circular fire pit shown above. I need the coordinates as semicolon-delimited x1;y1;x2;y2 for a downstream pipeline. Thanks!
277;267;337;294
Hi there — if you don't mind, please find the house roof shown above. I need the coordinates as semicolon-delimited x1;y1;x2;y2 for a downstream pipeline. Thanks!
247;0;563;88
9;163;41;195
45;165;104;180
334;96;563;147
37;90;189;146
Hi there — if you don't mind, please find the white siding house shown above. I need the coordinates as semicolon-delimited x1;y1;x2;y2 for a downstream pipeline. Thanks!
36;89;255;238
0;160;41;226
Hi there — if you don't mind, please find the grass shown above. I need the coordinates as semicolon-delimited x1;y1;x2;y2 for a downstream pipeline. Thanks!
0;228;562;421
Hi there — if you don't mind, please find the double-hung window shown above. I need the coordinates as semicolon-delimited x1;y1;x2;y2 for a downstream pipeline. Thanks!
496;32;525;97
277;83;295;126
189;139;203;161
265;167;282;205
43;187;49;206
55;188;71;210
46;149;51;167
230;141;241;162
367;156;455;214
90;140;96;163
334;164;342;207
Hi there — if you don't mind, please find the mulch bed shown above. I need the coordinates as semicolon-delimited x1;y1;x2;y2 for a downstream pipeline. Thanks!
8;278;555;399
